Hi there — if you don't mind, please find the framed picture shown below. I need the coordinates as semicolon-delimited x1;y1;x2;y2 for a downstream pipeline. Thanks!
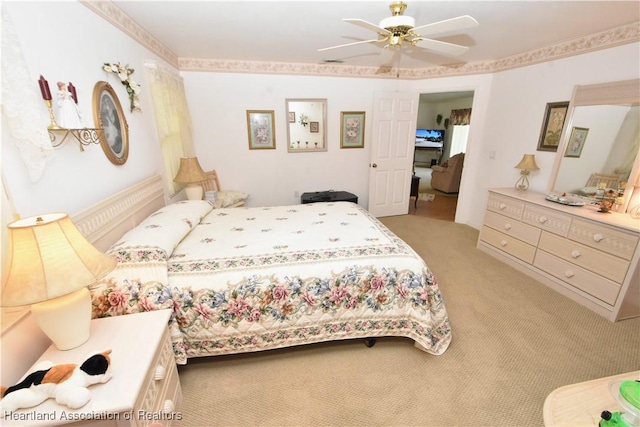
564;127;589;158
288;111;295;123
340;111;365;149
537;101;569;152
92;81;128;165
309;121;319;133
246;110;276;150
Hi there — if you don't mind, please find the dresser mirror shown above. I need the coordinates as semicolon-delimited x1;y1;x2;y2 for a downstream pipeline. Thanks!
548;79;640;212
285;98;327;152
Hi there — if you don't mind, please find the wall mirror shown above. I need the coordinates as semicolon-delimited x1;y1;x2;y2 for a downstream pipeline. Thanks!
286;98;327;152
548;79;640;212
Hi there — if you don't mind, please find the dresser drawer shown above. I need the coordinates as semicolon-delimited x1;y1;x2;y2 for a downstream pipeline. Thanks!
480;225;536;264
538;232;630;284
569;218;639;261
484;210;541;245
522;204;572;237
534;250;621;305
486;193;524;220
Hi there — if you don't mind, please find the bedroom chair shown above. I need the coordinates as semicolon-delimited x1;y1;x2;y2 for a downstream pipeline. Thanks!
202;170;248;207
431;152;465;193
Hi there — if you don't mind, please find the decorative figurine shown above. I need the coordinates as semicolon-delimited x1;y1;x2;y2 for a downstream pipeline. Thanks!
56;82;82;129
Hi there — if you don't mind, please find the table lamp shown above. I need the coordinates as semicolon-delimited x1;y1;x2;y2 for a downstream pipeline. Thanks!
1;213;116;350
174;157;208;200
514;154;540;190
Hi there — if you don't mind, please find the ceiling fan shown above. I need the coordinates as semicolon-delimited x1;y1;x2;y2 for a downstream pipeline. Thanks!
318;1;479;57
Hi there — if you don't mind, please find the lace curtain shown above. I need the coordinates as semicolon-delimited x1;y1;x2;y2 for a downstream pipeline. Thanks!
144;62;195;196
450;108;472;126
1;9;53;182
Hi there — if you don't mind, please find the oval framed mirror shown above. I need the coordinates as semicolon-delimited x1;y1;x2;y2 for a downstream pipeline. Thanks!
286;98;327;152
548;79;640;213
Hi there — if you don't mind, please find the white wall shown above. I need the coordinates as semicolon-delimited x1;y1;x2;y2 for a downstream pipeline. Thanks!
183;72;414;208
455;43;640;228
3;1;638;232
1;2;170;218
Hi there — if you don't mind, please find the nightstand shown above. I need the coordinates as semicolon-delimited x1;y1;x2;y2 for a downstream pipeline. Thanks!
2;310;182;426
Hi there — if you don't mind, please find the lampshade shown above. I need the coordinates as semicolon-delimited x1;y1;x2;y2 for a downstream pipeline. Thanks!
1;213;116;307
173;157;207;184
1;213;116;350
514;154;540;171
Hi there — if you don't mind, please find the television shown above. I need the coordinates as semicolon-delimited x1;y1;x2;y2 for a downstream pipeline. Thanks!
415;129;444;148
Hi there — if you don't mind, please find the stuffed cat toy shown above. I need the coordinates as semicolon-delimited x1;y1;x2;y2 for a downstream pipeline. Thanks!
0;350;112;417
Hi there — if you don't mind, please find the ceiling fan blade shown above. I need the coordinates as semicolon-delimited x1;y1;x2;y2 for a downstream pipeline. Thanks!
318;38;386;52
414;38;470;56
343;18;392;35
379;47;401;67
412;15;479;37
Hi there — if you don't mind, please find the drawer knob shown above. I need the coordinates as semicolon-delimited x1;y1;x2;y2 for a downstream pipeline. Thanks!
571;250;581;258
499;203;506;210
539;216;548;224
154;365;166;381
500;240;508;247
504;224;512;230
593;233;604;242
565;270;575;278
163;399;175;413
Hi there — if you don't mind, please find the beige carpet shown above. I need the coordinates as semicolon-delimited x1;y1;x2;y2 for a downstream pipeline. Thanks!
174;215;640;427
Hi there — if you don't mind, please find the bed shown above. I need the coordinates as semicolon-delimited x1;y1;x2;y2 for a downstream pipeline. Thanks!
75;176;451;364
574;172;622;197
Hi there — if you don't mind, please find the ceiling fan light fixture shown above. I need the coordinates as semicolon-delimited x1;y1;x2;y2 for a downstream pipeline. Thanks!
318;1;477;58
379;15;415;30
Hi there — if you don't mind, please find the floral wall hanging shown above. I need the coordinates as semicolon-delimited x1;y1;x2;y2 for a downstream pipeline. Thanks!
102;62;141;112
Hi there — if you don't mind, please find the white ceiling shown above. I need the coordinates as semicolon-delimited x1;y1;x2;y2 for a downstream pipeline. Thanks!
112;1;640;69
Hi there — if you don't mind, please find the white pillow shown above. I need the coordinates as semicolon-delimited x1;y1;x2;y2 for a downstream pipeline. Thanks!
213;190;248;208
108;200;214;256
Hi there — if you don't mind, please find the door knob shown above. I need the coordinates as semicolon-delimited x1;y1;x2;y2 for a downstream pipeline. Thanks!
371;163;378;168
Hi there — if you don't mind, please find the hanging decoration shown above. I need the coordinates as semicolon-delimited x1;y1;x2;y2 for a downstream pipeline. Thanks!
102;62;141;112
450;108;472;126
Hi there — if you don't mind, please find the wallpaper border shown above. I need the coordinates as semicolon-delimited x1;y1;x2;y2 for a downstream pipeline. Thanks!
82;1;639;80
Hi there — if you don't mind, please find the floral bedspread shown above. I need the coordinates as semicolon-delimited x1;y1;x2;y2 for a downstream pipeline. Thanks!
92;201;451;364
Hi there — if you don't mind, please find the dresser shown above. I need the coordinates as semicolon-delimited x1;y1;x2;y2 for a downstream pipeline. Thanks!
477;188;640;321
2;310;182;426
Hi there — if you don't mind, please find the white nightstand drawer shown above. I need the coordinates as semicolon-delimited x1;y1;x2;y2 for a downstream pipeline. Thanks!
569;218;639;260
539;232;630;284
534;250;621;305
486;193;524;220
136;329;175;422
522;204;572;237
480;225;536;264
483;210;541;246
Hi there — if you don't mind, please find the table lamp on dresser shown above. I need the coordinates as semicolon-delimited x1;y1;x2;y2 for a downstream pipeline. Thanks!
0;213;116;350
174;157;208;200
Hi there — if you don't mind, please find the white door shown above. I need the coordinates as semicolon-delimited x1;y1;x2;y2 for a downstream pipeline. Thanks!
367;91;419;217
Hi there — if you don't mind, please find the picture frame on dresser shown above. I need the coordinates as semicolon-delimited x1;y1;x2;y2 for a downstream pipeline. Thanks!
92;81;129;165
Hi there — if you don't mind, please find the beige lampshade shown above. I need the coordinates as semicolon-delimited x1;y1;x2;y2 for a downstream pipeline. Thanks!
173;157;207;184
1;213;116;307
514;154;540;171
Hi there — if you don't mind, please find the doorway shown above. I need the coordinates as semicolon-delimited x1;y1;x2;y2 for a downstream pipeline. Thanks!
412;91;474;221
